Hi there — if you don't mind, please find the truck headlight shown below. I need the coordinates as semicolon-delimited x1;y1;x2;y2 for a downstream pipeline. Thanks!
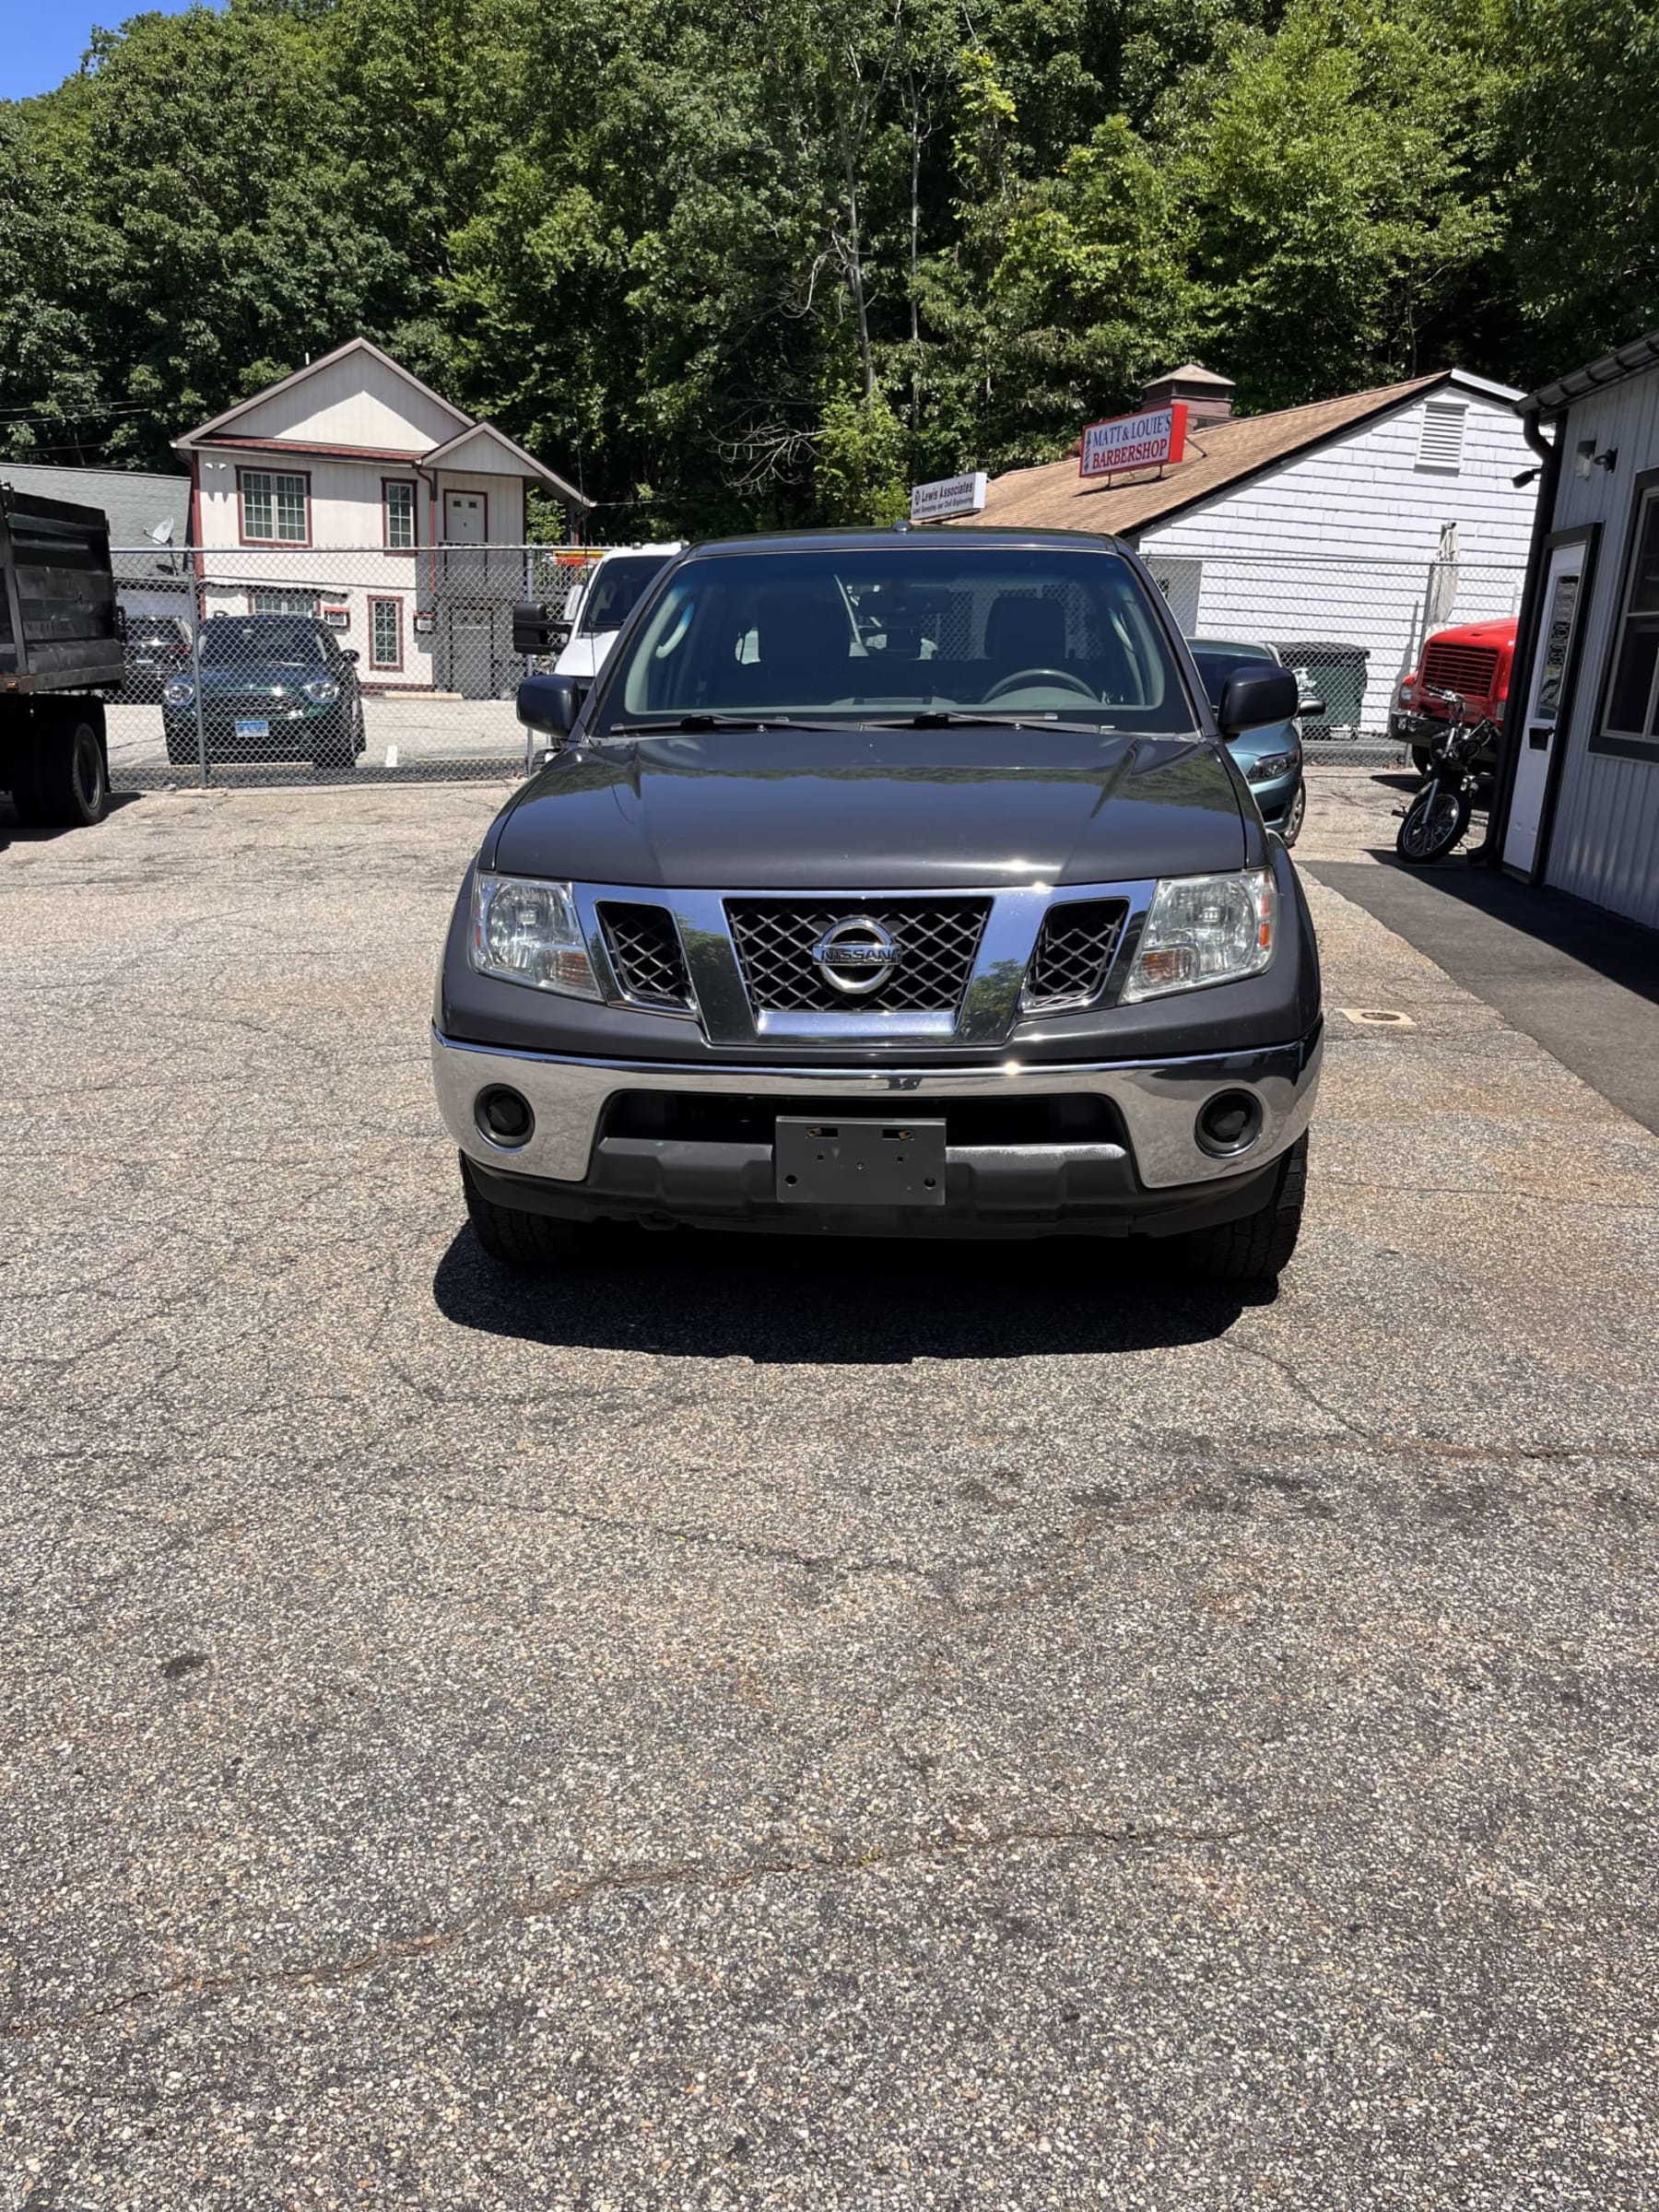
162;677;194;707
1247;750;1298;784
469;873;600;997
1122;868;1277;1000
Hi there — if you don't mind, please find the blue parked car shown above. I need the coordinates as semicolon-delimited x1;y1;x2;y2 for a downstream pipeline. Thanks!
1189;637;1315;847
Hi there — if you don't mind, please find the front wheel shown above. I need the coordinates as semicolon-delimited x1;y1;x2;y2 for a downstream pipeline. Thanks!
1279;781;1306;847
462;1155;588;1271
12;716;109;828
1396;778;1471;864
312;713;358;774
1168;1135;1307;1286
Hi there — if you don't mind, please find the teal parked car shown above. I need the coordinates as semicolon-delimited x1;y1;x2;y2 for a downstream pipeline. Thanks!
163;616;365;773
1189;637;1316;847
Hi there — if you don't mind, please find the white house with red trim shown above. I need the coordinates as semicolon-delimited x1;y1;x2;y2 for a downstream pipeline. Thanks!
171;338;590;696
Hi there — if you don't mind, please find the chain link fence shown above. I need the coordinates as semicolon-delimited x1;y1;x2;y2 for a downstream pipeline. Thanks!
104;541;1528;791
109;542;598;789
1143;551;1526;764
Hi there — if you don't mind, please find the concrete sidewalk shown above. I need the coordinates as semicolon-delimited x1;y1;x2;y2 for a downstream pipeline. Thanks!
1310;856;1659;1135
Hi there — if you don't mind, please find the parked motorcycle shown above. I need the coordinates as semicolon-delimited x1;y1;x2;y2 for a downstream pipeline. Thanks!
1395;688;1501;864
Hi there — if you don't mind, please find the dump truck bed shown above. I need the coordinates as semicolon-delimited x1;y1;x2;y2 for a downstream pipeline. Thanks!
0;485;125;694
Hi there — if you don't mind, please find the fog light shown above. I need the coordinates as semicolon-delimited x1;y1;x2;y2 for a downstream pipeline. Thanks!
1196;1089;1262;1156
476;1086;535;1147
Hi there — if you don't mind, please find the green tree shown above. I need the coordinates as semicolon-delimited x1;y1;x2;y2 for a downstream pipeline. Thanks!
814;387;910;521
1182;0;1500;407
1496;0;1659;375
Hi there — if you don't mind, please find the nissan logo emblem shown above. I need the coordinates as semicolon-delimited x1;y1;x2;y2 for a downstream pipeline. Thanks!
810;917;900;996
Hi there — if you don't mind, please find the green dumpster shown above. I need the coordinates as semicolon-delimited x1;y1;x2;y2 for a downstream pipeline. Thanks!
1278;641;1371;738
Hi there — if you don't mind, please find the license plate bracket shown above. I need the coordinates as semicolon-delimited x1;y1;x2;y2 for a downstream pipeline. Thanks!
775;1117;947;1206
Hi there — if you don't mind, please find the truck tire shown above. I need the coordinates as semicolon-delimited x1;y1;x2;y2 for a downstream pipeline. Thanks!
1169;1134;1307;1286
13;714;109;829
461;1155;585;1270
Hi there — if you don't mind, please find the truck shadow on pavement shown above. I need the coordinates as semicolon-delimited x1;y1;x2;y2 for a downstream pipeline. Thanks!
0;791;142;850
432;1225;1253;1364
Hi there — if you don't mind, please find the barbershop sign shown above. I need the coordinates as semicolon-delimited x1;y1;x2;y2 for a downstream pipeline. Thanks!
1078;402;1189;479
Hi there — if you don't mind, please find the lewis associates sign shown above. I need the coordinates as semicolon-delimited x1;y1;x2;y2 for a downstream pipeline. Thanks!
1078;402;1189;480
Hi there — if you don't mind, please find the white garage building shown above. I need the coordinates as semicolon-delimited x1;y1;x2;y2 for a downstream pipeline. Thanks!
969;366;1538;734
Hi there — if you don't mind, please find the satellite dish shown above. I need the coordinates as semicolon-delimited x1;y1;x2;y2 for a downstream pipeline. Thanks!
149;516;175;546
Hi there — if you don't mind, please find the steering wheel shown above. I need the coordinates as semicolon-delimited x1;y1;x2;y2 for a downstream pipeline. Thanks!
982;665;1098;702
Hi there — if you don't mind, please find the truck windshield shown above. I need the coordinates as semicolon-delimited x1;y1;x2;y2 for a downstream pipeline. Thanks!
591;547;1198;737
580;553;675;635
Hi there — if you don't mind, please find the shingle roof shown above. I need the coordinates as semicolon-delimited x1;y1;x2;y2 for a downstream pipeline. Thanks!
963;371;1483;538
1;463;190;546
1150;363;1237;389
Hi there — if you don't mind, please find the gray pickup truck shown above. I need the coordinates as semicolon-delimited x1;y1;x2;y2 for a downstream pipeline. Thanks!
432;528;1322;1283
0;486;120;828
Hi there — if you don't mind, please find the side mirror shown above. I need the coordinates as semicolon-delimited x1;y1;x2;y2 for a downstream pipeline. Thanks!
517;672;585;739
340;648;359;665
1298;693;1325;719
1218;661;1300;735
512;601;573;656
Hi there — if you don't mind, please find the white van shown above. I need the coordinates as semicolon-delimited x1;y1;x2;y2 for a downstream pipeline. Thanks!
553;544;684;683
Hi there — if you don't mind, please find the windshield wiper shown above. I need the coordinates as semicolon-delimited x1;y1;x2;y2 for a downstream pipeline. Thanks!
597;713;844;735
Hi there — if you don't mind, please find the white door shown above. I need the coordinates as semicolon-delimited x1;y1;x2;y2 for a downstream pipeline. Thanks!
1503;539;1589;877
443;490;487;545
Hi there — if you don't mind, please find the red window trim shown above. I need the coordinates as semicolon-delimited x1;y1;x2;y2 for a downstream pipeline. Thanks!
382;477;418;554
237;465;312;549
368;594;405;672
441;486;489;544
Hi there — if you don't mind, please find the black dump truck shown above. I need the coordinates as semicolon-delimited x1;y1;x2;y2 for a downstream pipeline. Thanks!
0;485;121;828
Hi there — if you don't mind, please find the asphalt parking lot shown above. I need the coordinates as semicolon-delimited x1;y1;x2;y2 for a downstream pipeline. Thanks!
3;767;1657;2208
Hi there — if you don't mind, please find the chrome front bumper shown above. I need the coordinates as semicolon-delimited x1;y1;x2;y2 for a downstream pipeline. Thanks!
431;1027;1322;1194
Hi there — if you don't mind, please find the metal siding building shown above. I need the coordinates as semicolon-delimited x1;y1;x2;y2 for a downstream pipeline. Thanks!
1497;336;1659;931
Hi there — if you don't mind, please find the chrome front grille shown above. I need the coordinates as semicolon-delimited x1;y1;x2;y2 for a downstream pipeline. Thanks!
1022;899;1128;1012
725;899;990;1014
597;901;692;1009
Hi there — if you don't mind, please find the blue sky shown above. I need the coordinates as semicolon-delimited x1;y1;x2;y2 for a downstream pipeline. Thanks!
2;0;218;101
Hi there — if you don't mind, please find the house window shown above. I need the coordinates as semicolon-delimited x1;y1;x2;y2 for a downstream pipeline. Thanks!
240;469;309;544
370;596;403;670
384;480;417;550
249;589;319;617
1600;481;1659;748
1416;402;1467;474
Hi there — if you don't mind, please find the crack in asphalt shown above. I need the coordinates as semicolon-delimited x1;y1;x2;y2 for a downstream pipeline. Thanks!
0;1813;1273;2040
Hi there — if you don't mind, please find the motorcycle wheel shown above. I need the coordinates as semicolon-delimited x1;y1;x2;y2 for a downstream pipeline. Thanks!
1396;781;1471;864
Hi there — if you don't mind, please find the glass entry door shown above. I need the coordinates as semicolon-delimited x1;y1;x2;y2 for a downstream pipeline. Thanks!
1503;536;1591;877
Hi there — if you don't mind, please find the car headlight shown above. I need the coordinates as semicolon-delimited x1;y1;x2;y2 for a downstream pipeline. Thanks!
1122;868;1277;1001
303;677;339;705
469;873;600;997
162;677;194;707
1247;750;1298;783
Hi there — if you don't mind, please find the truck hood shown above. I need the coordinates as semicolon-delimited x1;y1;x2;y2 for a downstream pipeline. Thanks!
490;726;1246;888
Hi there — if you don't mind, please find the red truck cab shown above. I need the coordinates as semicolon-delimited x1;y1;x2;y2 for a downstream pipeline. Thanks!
1391;615;1517;770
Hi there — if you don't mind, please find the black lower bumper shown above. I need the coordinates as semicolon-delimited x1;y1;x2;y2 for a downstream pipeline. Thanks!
463;1142;1288;1241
